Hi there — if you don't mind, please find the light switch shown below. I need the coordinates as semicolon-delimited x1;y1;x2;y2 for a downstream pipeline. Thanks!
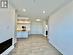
0;0;8;8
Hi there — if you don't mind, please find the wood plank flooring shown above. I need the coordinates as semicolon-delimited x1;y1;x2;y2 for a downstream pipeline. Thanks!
9;34;62;55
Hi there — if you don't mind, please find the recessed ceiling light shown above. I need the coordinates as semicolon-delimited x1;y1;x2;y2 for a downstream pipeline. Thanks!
36;19;41;21
43;10;46;14
46;25;48;28
23;9;26;12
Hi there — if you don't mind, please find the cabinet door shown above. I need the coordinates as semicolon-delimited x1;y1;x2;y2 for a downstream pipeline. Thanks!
16;32;22;38
21;32;28;38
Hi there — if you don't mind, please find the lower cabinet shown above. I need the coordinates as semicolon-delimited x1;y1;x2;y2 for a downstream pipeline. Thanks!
16;31;28;38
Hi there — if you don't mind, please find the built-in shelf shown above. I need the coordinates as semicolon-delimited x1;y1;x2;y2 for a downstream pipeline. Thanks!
17;30;25;32
17;19;30;21
17;23;30;24
16;19;31;32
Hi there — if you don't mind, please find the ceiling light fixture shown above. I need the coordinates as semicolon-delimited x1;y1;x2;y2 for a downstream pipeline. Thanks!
23;9;26;12
43;10;46;14
36;19;41;21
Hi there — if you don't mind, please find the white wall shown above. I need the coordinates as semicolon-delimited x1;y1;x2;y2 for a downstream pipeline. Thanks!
30;21;43;34
30;19;48;36
0;5;15;55
48;1;73;55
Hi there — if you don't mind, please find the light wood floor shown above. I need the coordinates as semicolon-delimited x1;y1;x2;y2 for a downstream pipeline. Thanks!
9;34;62;55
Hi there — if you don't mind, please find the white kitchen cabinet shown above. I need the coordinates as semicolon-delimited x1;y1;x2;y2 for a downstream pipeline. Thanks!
16;31;28;38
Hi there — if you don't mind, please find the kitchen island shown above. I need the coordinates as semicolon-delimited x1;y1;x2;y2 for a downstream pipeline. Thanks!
16;30;29;38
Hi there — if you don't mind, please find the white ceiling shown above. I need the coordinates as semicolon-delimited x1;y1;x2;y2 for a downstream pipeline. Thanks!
9;0;72;19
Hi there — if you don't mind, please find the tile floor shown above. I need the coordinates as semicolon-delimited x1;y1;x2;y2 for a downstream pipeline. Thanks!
9;34;63;55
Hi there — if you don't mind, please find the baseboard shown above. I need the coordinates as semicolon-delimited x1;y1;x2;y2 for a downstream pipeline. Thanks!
49;40;64;55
